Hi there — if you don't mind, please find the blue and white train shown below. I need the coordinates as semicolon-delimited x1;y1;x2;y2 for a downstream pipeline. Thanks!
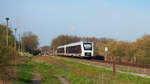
57;41;94;57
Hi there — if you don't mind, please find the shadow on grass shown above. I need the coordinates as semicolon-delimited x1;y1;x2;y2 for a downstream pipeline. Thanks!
15;78;32;84
13;63;33;84
13;71;33;84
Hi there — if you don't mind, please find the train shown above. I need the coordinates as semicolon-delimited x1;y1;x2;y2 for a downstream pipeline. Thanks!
57;41;94;57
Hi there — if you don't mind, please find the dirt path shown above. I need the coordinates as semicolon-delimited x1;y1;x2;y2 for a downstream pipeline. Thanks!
32;73;41;84
55;75;71;84
32;56;71;84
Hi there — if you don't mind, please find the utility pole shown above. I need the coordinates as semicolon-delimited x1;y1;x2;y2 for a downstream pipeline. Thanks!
6;17;10;47
21;35;23;52
14;28;17;49
19;33;21;52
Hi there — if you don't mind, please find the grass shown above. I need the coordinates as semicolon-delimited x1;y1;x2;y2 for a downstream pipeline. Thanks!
13;57;61;84
13;63;33;84
13;56;150;84
53;56;150;84
31;62;62;84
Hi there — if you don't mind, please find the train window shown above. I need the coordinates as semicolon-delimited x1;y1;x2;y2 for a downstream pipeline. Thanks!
66;45;81;53
76;45;81;53
83;43;92;50
57;48;64;53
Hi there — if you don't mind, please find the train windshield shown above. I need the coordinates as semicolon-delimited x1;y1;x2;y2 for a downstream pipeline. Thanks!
83;43;92;50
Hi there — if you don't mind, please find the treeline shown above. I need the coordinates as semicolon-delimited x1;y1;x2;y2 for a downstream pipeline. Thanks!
0;24;16;80
50;35;113;55
50;35;150;66
102;35;150;66
50;35;81;49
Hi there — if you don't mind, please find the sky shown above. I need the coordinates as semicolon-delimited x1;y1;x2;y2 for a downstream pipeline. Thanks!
0;0;150;46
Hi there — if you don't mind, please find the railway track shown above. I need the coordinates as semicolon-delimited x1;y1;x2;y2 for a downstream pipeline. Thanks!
57;56;150;76
58;55;150;69
91;59;150;69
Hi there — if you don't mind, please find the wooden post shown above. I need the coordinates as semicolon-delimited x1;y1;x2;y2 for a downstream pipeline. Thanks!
113;57;116;76
14;28;17;49
101;72;103;84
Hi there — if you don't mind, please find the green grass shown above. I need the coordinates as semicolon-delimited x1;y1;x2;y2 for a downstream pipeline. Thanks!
31;62;62;84
13;63;33;84
53;56;150;84
13;57;61;84
13;71;33;84
31;56;150;84
13;56;150;84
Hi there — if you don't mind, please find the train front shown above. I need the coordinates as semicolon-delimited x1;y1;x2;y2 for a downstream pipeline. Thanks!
82;42;94;57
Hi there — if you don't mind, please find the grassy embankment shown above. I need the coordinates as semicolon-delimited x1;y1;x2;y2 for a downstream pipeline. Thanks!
14;56;150;84
13;57;61;84
13;58;33;84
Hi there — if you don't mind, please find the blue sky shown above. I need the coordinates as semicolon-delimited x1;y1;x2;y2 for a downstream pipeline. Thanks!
0;0;150;46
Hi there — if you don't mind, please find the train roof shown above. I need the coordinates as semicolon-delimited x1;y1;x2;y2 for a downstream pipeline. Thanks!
57;41;93;49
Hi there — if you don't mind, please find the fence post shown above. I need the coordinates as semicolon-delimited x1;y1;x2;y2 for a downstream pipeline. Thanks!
113;57;116;76
101;72;103;84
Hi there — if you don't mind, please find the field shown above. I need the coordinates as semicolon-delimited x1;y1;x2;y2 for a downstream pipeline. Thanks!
13;56;150;84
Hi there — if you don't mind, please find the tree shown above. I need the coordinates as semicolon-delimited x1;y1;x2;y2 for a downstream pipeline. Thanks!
0;24;15;65
0;24;15;46
50;35;81;50
105;40;136;63
93;37;114;56
22;32;39;53
0;24;16;81
134;35;150;65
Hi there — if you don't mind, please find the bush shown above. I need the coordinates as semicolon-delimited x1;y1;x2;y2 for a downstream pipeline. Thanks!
0;24;16;81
